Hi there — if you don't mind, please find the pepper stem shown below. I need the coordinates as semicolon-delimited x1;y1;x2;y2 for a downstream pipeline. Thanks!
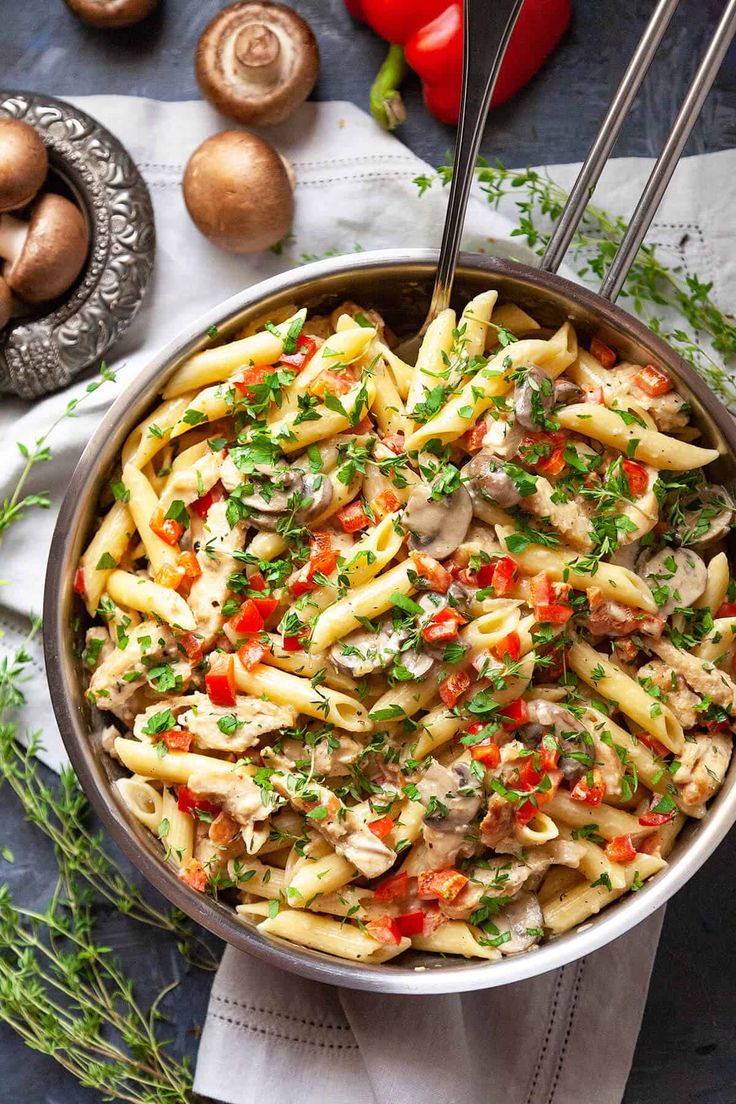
369;43;408;130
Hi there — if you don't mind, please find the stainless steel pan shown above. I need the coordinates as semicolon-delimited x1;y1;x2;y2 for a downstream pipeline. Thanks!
44;248;736;993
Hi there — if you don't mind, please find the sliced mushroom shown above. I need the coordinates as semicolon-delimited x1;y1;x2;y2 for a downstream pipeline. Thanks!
330;624;406;677
553;378;583;407
417;759;483;869
64;0;157;27
0;193;88;304
494;891;544;955
513;365;555;430
183;130;294;254
196;2;320;126
239;465;332;529
678;484;734;548
640;546;707;617
0;276;11;328
480;417;523;461
521;699;591;782
0;118;47;212
403;482;472;560
462;449;522;512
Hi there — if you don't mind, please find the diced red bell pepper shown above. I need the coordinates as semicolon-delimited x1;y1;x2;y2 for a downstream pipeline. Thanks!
248;571;268;592
178;857;207;892
177;551;202;579
421;606;467;643
715;602;736;618
500;698;529;728
310;369;354;399
74;566;86;596
310;531;337;575
368;815;395;840
366;916;402;945
150;509;184;546
280;334;318;371
604;834;637;864
633;364;672;397
177;785;220;817
373;870;409;901
409;550;453;593
282;627;310;651
470;741;501;768
438;670;470;708
191;482;224;518
237;639;271;671
622;459;648;497
371;488;402;520
155;563;186;590
494;630;521;662
161;729;193;753
234;364;268;398
515;798;539;827
529;572;572;625
639;810;675;827
336;500;371;533
417;868;468;902
590;337;617;368
570;768;606;807
180;632;204;665
540;746;560;771
464;418;489;452
251;595;278;619
205;652;237;707
637;731;670;759
476;555;517;596
383;432;405;455
395;910;425;937
229;598;265;635
520;431;567;477
518;758;544;791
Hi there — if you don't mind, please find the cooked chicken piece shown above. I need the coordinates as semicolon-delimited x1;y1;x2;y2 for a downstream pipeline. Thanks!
270;773;396;879
494;891;544;954
85;625;113;665
417;758;484;870
637;659;701;729
479;417;523;461
649;638;736;712
158;449;223;513
278;732;362;776
188;766;275;828
524;475;595;551
88;621;190;724
188;499;246;646
193;818;245;874
639;546;707;618
479;793;515;849
179;691;295;753
586;587;664;639
602;364;689;431
440;840;584;920
674;731;732;816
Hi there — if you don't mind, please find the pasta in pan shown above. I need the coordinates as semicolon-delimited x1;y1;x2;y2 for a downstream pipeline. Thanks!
79;292;734;964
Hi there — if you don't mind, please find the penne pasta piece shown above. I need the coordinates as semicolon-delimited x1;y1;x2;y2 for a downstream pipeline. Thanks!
163;329;286;398
106;569;196;631
544;790;645;840
116;776;163;834
406;308;456;416
256;909;410;963
233;657;372;732
161;784;194;867
460;289;498;358
310;559;415;653
286;850;357;905
122;395;196;470
79;500;134;616
543;853;665;934
412;921;502;961
122;463;180;575
114;737;256;785
694;551;729;613
555;404;719;470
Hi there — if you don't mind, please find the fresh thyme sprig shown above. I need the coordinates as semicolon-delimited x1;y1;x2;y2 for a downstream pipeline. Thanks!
415;160;736;411
0;365;217;1100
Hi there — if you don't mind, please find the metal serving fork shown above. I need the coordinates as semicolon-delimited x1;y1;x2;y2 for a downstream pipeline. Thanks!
397;0;736;363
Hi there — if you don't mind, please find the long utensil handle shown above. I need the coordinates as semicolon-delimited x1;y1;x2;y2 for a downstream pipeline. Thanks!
540;0;681;276
427;0;524;320
600;0;736;301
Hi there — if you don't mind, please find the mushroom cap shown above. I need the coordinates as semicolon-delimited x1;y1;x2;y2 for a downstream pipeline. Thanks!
182;130;294;254
196;1;320;126
0;275;11;328
0;118;48;212
64;0;157;28
6;193;89;304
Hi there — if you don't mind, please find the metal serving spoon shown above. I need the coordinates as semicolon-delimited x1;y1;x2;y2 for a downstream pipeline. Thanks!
395;0;525;363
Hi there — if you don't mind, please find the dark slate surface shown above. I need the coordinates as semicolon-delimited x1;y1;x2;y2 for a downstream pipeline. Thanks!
1;1;736;1101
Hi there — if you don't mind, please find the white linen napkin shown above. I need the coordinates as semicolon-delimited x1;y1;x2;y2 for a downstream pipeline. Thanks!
1;94;733;1104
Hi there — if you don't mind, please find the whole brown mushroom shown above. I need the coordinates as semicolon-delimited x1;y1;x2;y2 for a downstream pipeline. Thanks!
0;193;89;304
0;118;48;212
0;276;12;328
196;2;319;126
63;0;157;27
183;130;294;254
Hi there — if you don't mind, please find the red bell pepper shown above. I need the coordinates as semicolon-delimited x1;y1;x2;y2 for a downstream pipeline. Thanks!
438;670;470;708
604;834;637;864
366;916;402;945
633;364;672;397
281;334;318;371
417;868;468;902
205;652;237;707
229;598;265;635
622;459;648;497
237;639;271;671
191;482;223;518
395;910;425;937
374;870;409;901
409;550;453;593
346;0;571;127
368;815;395;840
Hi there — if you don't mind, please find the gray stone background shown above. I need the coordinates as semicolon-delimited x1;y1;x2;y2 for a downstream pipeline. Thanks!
1;0;735;1101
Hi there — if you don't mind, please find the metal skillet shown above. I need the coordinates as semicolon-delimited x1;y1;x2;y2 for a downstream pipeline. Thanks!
44;5;736;993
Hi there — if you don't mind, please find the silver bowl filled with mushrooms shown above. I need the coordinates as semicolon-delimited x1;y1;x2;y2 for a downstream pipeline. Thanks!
44;249;736;994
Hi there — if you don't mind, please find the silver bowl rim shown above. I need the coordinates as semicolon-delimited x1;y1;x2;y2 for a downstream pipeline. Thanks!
44;247;736;993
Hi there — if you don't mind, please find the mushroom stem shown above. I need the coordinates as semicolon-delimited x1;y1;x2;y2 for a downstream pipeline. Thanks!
0;214;28;267
233;21;282;84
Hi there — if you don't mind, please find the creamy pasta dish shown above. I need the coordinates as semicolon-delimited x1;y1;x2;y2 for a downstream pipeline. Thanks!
77;289;735;965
